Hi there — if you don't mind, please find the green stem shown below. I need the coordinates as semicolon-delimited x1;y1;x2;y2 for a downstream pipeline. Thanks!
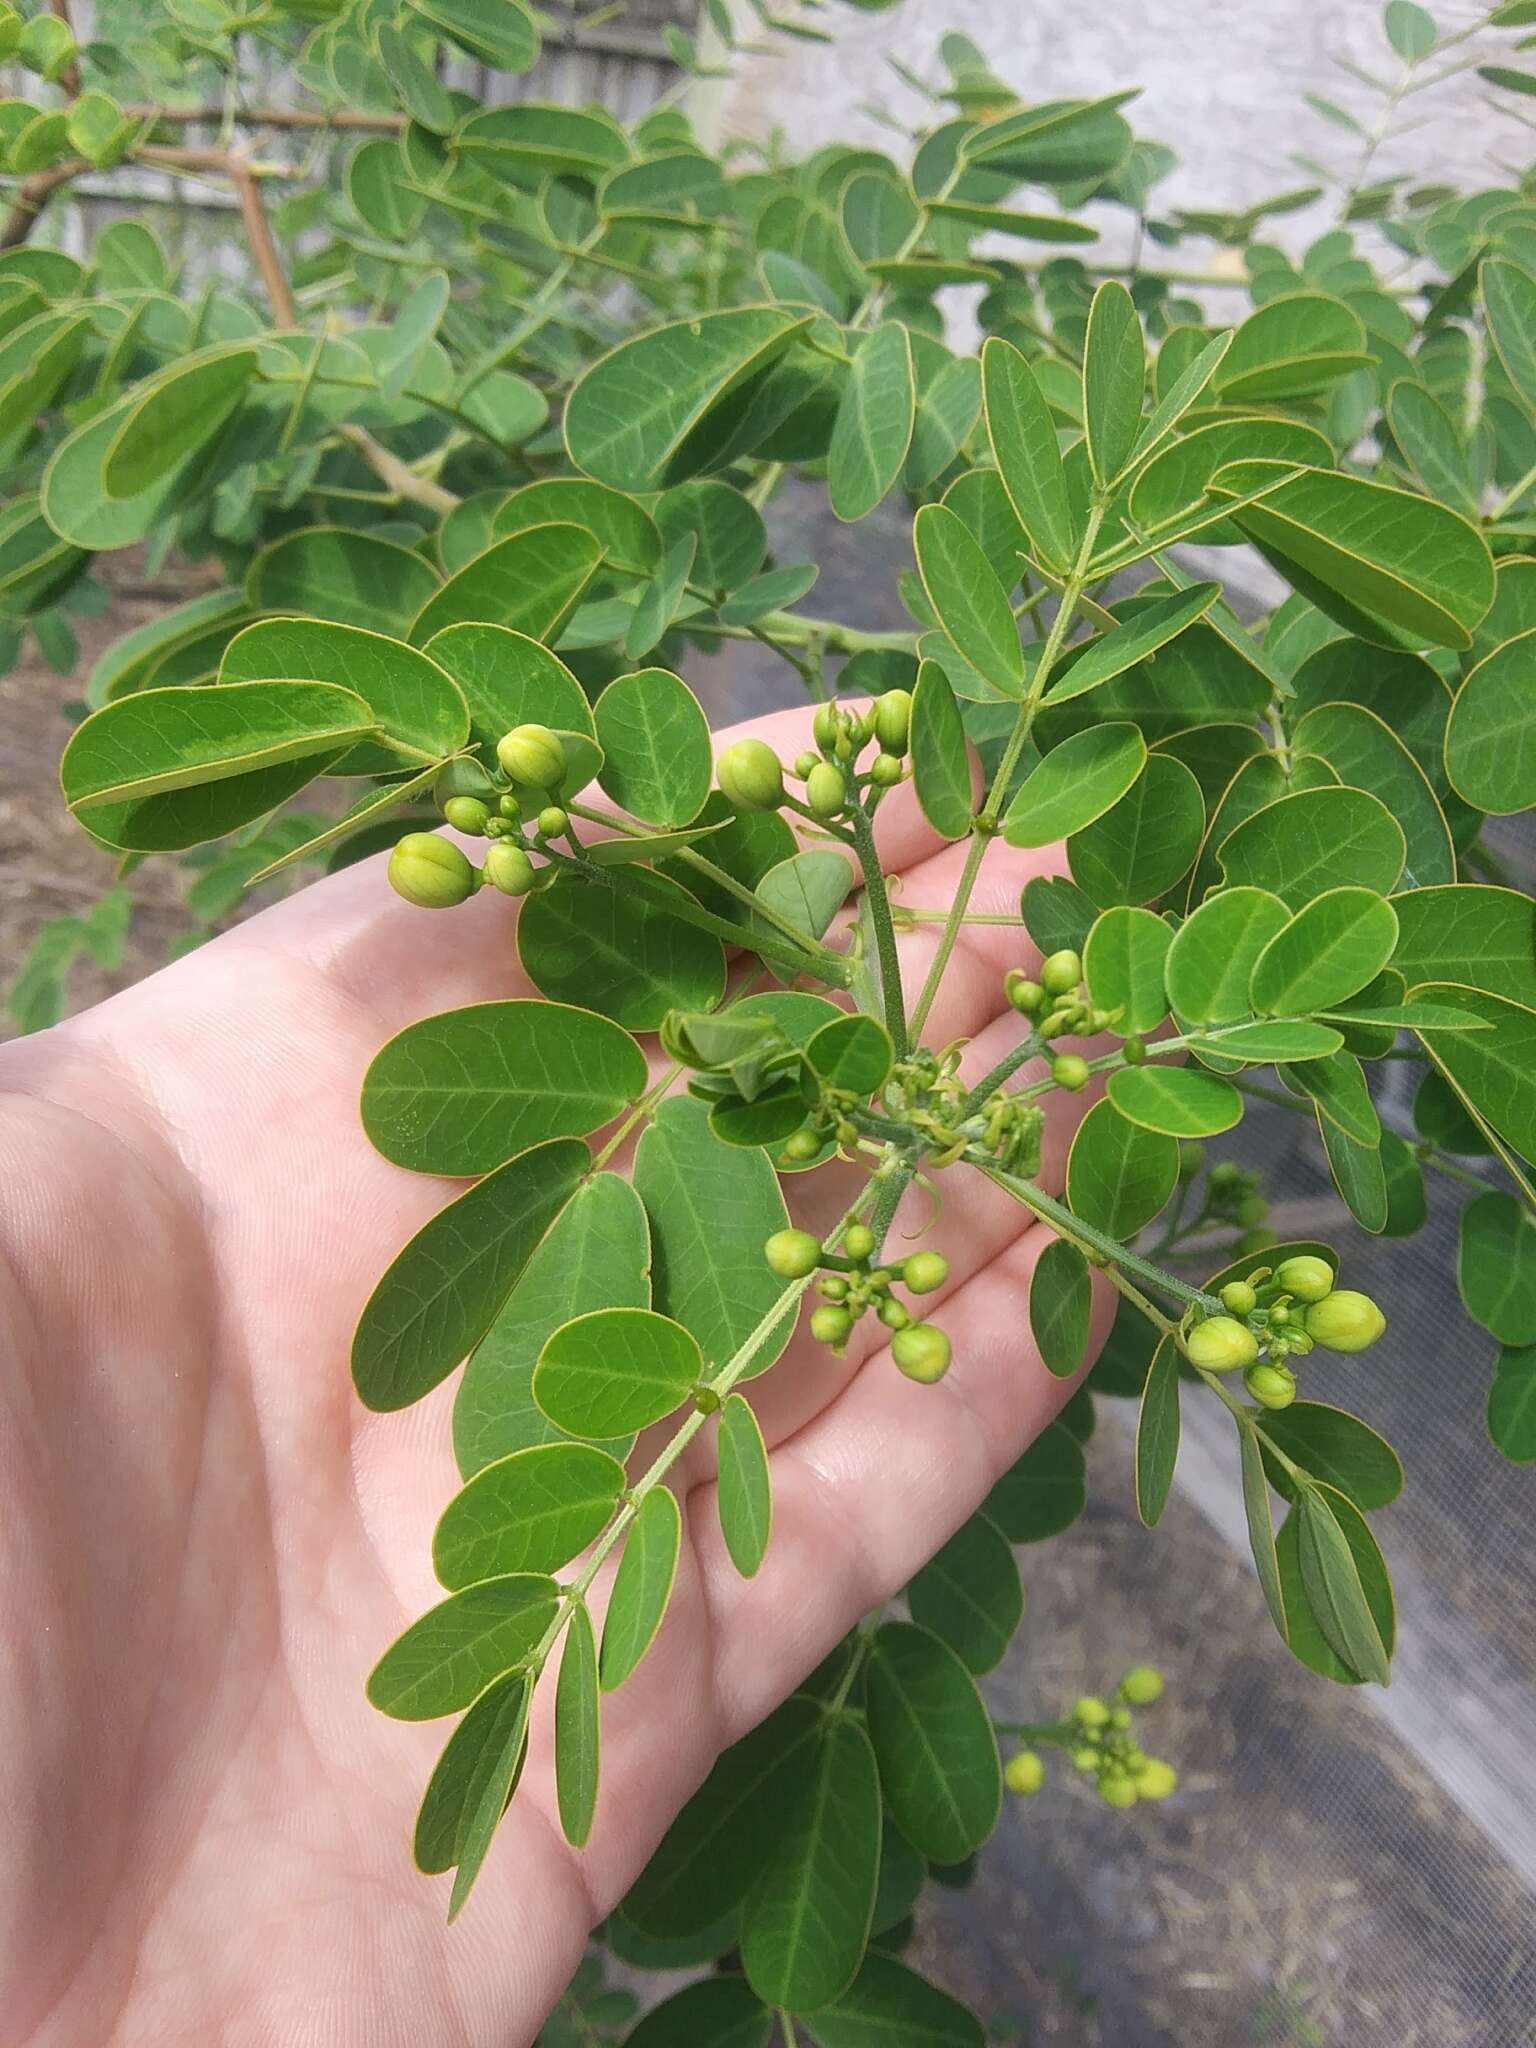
719;609;917;658
980;1163;1219;1314
959;1029;1046;1117
847;801;908;1058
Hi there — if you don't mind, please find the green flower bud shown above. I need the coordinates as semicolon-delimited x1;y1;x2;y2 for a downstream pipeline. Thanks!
818;1275;849;1301
483;843;536;897
442;795;490;835
717;738;785;812
843;1223;875;1264
810;1304;853;1348
1040;948;1082;998
1074;1695;1111;1729
1051;1054;1091;1092
805;760;847;820
1119;1664;1165;1706
435;758;497;804
1236;1193;1269;1228
765;1228;821;1279
1185;1314;1259;1374
1004;1749;1046;1796
1123;1035;1147;1065
1177;1139;1205;1181
1220;1281;1257;1317
1071;1745;1099;1772
536;805;569;839
873;688;913;754
1099;1773;1139;1809
780;1127;823;1162
388;832;477;909
902;1250;949;1295
1133;1759;1178;1801
812;702;841;751
1274;1255;1334;1303
499;793;523;820
892;1321;951;1382
870;751;904;788
794;751;819;781
1303;1288;1386;1353
1005;971;1045;1016
1244;1361;1297;1409
878;1296;911;1330
497;723;567;790
1208;1161;1243;1190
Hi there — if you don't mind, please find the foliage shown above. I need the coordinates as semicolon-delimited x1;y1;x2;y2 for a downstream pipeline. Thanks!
7;0;1536;2037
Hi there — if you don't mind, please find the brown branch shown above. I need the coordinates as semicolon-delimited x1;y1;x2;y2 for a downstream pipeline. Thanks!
124;102;406;134
49;0;81;97
0;158;86;247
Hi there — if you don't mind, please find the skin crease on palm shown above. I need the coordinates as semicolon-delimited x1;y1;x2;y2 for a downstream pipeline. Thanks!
0;699;1113;2048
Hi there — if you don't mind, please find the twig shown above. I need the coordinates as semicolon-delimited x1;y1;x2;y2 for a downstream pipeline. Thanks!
49;0;81;96
0;158;86;248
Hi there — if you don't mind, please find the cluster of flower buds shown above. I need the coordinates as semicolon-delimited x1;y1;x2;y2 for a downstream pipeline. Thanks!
1004;1666;1177;1807
764;1224;951;1381
1185;1254;1387;1409
1203;1157;1276;1256
1005;949;1122;1091
387;726;572;909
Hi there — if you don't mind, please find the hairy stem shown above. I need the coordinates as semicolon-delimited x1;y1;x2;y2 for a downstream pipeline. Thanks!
979;1164;1220;1315
847;803;909;1058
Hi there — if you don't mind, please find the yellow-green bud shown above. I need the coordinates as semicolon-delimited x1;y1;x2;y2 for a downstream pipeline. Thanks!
536;806;569;839
819;1275;849;1301
1119;1664;1165;1706
1075;1695;1110;1728
1006;971;1045;1016
717;738;785;811
1177;1139;1205;1181
765;1228;821;1279
902;1250;949;1295
1237;1193;1269;1227
1040;948;1082;998
1133;1759;1178;1801
1071;1745;1099;1771
892;1321;951;1382
1245;1361;1297;1409
1004;1749;1046;1796
812;702;841;751
805;760;847;820
1220;1281;1257;1316
442;795;490;835
810;1304;853;1348
843;1223;875;1263
870;752;904;788
1123;1035;1148;1065
794;751;819;781
780;1128;823;1162
1185;1315;1259;1374
1099;1774;1138;1808
1303;1289;1386;1353
388;832;476;909
483;843;536;897
878;1297;911;1330
499;793;522;820
1274;1255;1334;1303
873;688;913;753
497;723;567;790
1051;1054;1091;1092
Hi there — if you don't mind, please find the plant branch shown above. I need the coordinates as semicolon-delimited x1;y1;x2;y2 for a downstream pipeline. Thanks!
847;802;908;1058
979;1163;1220;1314
0;158;86;247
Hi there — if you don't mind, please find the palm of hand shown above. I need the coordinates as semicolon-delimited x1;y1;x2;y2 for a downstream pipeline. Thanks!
0;706;1103;2048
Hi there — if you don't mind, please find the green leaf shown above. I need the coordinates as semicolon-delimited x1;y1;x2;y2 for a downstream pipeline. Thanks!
362;1000;646;1178
1295;1485;1392;1686
741;1713;881;2010
906;1511;1023;1674
622;1978;772;2048
1127;415;1333;545
980;335;1075;572
367;1574;556;1720
1249;887;1400;1016
1385;0;1436;59
535;1308;701;1440
594;667;712;826
414;0;540;69
634;1096;796;1381
1135;1336;1181;1526
1108;1063;1242;1137
425;622;596;763
805;1956;984;2048
1387;379;1475;513
1186;1020;1344;1063
1237;1421;1288;1642
565;306;809;492
1029;1236;1093;1380
1004;723;1147;848
829;323;916;522
432;1442;625;1589
864;1622;1001;1864
1445;626;1536;814
554;1601;600;1847
446;1667;534;1918
100;345;257;499
1259;1402;1404;1510
1482;256;1536;415
220;617;469;771
755;849;852;940
1459;1192;1536;1346
1082;281;1144;487
601;1483;682;1690
913;501;1024;699
984;1420;1086;1542
352;1138;588;1414
1288;1048;1380;1146
1068;753;1205;907
807;1013;893;1095
657;478;766;593
1391;885;1536;1008
1021;873;1096;956
962;90;1135;182
1293;702;1453;887
1126;330;1233;468
409;525;603;648
717;1392;773;1578
718;562;820;626
1211;293;1371;405
1217;787;1405;908
1488;1344;1536;1464
909;657;974;839
1277;1487;1395;1686
1165;885;1291;1023
519;870;725;1028
1066;1098;1179;1237
494;477;662;576
1411;983;1536;1162
246;526;440;636
1083;904;1171;1034
413;1669;529;1873
1045;583;1220;706
1317;1110;1390;1234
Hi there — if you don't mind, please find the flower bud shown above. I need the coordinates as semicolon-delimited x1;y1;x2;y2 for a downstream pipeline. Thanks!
1123;1035;1147;1065
1133;1759;1178;1801
1177;1140;1205;1181
810;1304;853;1348
536;805;569;839
1099;1773;1138;1809
483;843;536;897
1004;1749;1046;1796
1237;1194;1269;1228
1040;948;1082;998
442;795;490;835
805;760;847;820
1220;1280;1257;1316
1006;971;1045;1016
388;833;477;909
1274;1254;1334;1303
794;751;819;781
1071;1745;1099;1771
1245;1361;1297;1409
870;751;904;788
902;1250;949;1295
843;1223;875;1263
878;1297;911;1330
1208;1161;1243;1190
499;793;523;820
812;702;841;751
1074;1695;1110;1728
1303;1289;1386;1353
1051;1054;1090;1092
717;738;785;811
1185;1314;1259;1374
765;1228;821;1279
497;723;567;790
873;688;913;753
1119;1664;1165;1705
780;1128;823;1162
892;1321;951;1382
819;1275;848;1301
